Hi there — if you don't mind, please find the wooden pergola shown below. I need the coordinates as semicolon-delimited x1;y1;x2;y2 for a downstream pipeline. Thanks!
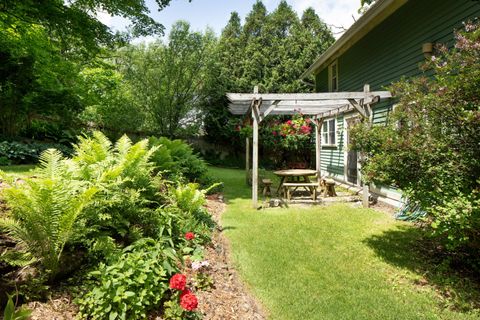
226;84;392;208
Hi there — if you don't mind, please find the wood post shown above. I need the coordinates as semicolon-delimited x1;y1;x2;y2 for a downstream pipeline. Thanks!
315;117;323;178
245;137;250;185
362;84;371;208
252;86;259;208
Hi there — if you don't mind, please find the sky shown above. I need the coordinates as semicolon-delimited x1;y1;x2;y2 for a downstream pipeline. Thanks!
97;0;361;42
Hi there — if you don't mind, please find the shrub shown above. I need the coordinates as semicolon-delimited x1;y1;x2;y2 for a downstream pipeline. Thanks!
0;141;72;164
149;137;222;192
75;238;180;320
350;21;480;252
0;149;97;279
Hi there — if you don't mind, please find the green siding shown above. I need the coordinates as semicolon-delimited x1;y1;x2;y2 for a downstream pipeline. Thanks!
320;114;344;179
338;0;479;92
315;68;329;92
314;0;480;191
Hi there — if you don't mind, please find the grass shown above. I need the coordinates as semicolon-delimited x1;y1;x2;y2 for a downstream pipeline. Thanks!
209;167;480;320
0;164;37;177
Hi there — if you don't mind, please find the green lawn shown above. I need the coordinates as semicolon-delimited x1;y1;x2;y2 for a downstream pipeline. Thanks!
209;167;480;320
0;164;37;177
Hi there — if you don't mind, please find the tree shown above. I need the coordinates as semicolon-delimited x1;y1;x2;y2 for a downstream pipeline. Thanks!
201;12;244;144
0;19;82;138
116;21;217;138
350;22;480;253
203;1;335;145
0;0;183;55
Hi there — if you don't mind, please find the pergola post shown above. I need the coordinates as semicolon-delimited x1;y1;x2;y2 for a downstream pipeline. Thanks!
252;86;259;208
315;117;324;177
362;84;371;208
245;137;250;185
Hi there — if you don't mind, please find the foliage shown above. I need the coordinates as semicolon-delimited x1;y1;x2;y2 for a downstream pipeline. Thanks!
350;21;480;251
203;1;334;145
75;238;179;320
78;66;143;138
0;17;82;138
0;149;97;278
0;141;72;164
149;137;222;192
0;0;179;56
114;21;217;138
68;132;161;247
3;293;31;320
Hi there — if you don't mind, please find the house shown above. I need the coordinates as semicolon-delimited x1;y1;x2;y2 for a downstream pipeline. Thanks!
300;0;480;207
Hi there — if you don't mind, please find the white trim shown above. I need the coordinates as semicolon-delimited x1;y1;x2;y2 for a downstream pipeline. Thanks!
328;60;338;92
300;0;408;80
321;117;338;147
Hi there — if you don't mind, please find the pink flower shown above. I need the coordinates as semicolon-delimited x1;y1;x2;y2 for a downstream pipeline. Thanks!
272;131;277;136
300;125;311;134
286;120;292;125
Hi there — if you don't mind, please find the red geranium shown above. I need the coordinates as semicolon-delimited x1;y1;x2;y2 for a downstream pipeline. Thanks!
169;274;187;291
185;232;195;240
180;291;198;311
180;289;191;299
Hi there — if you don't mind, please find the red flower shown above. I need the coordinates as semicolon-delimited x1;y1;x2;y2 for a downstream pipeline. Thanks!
180;289;191;299
286;120;292;125
185;232;195;240
300;125;311;134
272;131;277;136
169;274;187;291
180;292;198;311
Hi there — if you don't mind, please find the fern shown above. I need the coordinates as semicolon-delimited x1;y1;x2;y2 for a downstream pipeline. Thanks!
0;149;98;278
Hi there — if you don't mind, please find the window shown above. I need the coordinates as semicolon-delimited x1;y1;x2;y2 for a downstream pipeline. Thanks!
329;61;338;92
322;119;336;146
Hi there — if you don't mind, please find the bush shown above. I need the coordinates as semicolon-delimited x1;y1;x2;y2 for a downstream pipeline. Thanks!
350;21;480;252
149;137;222;193
0;141;72;164
75;238;179;320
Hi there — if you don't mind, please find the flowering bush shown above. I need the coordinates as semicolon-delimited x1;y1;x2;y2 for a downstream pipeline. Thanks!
350;21;480;253
275;114;313;151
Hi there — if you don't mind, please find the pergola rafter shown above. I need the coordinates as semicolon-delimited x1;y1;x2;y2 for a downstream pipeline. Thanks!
227;84;392;208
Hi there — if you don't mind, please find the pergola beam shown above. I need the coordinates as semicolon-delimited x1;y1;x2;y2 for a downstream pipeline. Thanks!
227;91;392;101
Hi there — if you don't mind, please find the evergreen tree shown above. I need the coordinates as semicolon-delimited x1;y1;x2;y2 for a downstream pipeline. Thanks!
240;1;269;91
203;1;335;144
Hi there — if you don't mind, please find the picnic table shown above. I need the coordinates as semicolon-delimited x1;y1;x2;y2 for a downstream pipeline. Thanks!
274;169;318;200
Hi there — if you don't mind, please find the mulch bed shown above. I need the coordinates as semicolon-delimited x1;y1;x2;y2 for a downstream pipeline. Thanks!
24;196;266;320
197;196;265;320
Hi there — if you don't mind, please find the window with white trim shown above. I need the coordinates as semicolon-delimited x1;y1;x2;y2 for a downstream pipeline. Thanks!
329;61;338;92
322;118;336;146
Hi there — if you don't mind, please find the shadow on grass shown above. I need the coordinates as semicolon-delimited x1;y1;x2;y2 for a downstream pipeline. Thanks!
364;225;480;312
